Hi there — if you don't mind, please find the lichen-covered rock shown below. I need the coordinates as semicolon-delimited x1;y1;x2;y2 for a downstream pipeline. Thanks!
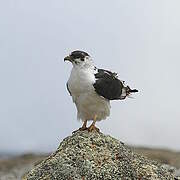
23;131;175;180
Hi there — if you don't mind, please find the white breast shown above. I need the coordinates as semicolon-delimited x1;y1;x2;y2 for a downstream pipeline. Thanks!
67;66;110;121
68;67;95;100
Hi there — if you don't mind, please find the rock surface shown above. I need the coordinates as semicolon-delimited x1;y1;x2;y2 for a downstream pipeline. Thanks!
23;131;176;180
0;154;46;180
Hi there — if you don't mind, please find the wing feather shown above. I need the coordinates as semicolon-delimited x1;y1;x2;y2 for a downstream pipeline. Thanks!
93;69;124;100
66;83;72;96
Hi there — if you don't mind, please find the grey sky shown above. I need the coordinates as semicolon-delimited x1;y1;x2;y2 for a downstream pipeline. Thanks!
0;0;180;153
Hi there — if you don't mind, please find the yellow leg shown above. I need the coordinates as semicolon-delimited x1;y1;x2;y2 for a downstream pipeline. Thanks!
88;115;100;132
72;120;88;133
80;119;88;130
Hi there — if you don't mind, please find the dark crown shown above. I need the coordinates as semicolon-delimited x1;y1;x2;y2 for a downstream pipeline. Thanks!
70;50;89;59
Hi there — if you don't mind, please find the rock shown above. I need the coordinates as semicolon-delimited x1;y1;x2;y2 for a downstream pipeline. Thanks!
131;146;180;169
161;164;180;179
175;169;180;177
23;130;175;180
0;154;46;180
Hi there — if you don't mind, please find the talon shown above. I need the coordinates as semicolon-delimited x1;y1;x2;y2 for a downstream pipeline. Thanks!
79;126;88;131
72;120;88;134
72;127;88;134
72;129;79;134
87;115;100;132
88;124;100;132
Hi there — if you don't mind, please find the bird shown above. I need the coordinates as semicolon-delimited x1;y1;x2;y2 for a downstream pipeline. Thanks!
64;50;138;132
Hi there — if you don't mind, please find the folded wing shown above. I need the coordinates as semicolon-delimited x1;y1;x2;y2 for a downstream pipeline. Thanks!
93;69;124;100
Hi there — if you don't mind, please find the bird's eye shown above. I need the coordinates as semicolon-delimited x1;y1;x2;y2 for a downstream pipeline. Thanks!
81;58;84;61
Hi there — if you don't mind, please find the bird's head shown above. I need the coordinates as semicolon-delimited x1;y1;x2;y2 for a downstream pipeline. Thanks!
64;50;93;68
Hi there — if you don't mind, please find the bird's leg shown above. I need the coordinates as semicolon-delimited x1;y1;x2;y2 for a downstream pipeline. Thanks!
72;120;88;133
79;119;88;130
88;115;100;132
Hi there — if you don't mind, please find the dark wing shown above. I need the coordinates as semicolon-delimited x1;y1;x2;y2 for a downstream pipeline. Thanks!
66;83;72;96
93;69;124;100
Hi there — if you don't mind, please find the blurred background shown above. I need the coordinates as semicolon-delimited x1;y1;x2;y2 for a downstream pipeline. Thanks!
0;0;180;156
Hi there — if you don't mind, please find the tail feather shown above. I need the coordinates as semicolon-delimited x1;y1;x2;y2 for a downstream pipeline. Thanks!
126;86;138;94
129;89;138;93
119;85;138;100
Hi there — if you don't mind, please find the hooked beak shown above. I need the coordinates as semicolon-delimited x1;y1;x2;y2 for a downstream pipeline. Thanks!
64;55;72;62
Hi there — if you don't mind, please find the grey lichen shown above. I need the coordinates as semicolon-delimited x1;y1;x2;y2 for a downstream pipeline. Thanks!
23;131;175;180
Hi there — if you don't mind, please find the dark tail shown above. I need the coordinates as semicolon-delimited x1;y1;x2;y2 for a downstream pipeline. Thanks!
129;89;138;93
126;86;138;94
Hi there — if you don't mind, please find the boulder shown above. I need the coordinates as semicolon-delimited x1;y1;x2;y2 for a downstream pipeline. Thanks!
23;130;175;180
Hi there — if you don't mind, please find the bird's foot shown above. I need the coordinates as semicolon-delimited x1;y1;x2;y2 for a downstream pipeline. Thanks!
88;125;100;132
72;126;88;134
79;126;88;131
